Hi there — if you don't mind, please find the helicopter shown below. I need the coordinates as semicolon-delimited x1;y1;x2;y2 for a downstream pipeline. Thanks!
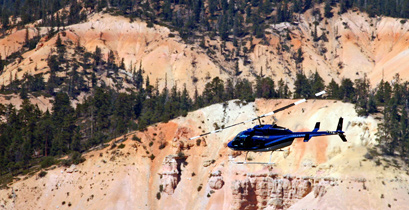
189;90;347;164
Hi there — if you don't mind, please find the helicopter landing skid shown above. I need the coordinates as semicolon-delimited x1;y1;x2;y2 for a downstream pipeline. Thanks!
229;151;276;165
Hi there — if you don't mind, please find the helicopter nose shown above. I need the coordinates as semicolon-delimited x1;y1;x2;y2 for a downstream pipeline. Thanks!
227;141;234;148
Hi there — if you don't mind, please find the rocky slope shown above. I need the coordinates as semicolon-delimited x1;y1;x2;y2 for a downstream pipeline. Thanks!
2;8;409;101
1;98;408;210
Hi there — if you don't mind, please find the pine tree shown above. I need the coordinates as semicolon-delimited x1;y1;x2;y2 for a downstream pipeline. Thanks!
225;78;235;100
326;79;340;99
145;76;153;97
295;47;304;68
310;71;325;94
340;78;355;102
93;46;102;66
354;76;371;116
51;92;75;155
234;79;254;102
277;79;291;98
375;79;392;105
203;77;225;104
399;107;409;156
324;0;333;18
255;77;276;99
294;72;311;98
263;0;273;15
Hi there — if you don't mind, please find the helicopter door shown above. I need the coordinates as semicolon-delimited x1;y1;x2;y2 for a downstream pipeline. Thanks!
243;135;253;147
253;138;264;148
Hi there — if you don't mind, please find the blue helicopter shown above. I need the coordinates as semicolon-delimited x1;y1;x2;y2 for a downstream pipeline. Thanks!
189;91;347;164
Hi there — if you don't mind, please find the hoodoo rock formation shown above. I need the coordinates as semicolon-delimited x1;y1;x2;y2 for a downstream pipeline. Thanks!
208;170;224;190
232;173;317;210
1;99;409;210
158;155;182;195
2;2;409;209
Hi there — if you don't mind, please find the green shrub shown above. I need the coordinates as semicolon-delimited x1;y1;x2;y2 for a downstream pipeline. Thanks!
158;142;167;150
41;156;56;169
63;152;86;166
177;151;185;158
118;144;125;149
71;152;86;165
132;135;141;142
38;171;47;178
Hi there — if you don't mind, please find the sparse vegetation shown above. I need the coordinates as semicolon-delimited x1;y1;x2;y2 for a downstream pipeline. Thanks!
38;171;47;178
0;0;409;200
149;154;155;160
178;151;185;158
158;142;167;150
40;156;56;169
132;135;141;142
62;152;86;167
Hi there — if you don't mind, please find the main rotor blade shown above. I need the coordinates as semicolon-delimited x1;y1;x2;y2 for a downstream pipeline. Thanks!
189;91;326;140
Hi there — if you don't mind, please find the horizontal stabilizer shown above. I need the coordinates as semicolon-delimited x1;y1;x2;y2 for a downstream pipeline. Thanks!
304;134;311;142
339;133;347;142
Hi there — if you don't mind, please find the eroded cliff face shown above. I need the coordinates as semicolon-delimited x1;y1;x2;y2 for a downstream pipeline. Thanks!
1;99;409;210
1;9;409;101
231;173;336;210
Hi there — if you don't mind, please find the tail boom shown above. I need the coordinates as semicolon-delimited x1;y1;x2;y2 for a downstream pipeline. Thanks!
300;117;347;142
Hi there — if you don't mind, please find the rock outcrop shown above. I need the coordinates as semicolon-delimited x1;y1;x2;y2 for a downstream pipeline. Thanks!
232;173;337;210
208;170;224;190
158;156;181;195
2;99;409;210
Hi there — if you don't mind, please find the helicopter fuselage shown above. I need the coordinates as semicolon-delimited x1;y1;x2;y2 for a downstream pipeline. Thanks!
227;124;340;152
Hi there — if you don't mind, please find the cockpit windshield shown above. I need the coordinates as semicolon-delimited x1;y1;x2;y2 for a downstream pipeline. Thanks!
232;133;251;147
236;134;249;141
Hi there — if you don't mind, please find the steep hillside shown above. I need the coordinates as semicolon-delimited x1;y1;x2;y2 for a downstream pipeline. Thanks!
1;99;408;209
1;9;409;100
